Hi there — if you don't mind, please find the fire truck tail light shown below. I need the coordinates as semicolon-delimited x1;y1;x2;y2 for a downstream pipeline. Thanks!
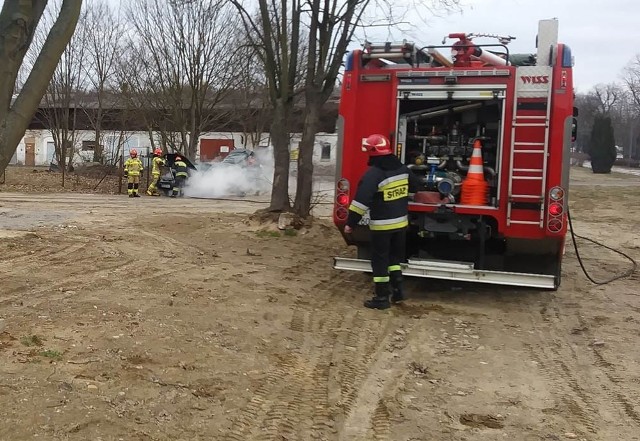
335;179;350;222
548;202;563;216
546;187;566;233
337;179;350;192
336;207;348;220
549;187;564;201
548;219;562;233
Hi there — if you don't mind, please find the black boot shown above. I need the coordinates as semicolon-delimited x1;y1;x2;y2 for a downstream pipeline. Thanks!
364;283;391;310
390;271;405;303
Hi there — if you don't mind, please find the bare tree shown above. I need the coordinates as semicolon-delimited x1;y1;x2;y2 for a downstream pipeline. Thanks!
593;83;623;114
33;2;88;184
293;0;462;217
124;0;239;160
82;0;125;163
575;83;639;158
115;49;161;153
622;57;640;160
231;0;303;213
623;55;640;110
229;41;272;149
574;91;602;152
292;1;367;217
0;0;83;174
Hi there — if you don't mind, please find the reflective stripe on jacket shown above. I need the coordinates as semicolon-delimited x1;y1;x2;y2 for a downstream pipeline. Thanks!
174;160;189;178
152;156;165;175
124;158;143;176
346;164;416;232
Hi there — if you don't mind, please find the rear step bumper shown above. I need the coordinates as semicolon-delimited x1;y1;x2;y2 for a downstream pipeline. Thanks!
333;257;555;289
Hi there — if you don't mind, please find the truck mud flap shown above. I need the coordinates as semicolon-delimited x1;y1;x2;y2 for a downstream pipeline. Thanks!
333;257;556;289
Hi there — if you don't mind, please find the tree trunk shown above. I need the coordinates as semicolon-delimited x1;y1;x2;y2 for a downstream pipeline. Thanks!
268;102;291;212
189;112;198;161
0;0;82;174
93;106;103;163
293;98;320;217
0;1;47;123
147;127;157;151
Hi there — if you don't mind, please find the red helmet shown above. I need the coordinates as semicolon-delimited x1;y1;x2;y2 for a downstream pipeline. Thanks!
175;156;182;161
129;149;138;158
154;148;162;156
363;134;393;156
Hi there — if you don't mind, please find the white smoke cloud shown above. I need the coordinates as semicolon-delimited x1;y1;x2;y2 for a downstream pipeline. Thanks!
184;148;274;198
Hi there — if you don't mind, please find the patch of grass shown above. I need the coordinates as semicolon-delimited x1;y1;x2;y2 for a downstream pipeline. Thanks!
20;335;44;347
255;230;281;238
283;228;297;237
39;350;62;360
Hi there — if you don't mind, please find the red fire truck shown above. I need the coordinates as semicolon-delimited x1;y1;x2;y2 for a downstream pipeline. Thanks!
333;19;577;289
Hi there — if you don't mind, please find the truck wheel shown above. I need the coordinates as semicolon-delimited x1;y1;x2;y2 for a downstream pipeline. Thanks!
357;245;371;260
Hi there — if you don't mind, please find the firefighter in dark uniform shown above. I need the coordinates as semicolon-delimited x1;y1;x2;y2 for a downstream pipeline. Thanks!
344;134;420;310
172;156;189;197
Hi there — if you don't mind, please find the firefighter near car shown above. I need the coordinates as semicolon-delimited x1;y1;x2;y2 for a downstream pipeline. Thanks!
345;134;421;309
124;149;144;198
172;156;189;197
147;148;165;196
333;19;576;290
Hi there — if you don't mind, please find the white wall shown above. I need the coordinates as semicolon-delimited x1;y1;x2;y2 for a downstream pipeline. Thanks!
14;130;337;167
14;139;25;165
289;132;338;165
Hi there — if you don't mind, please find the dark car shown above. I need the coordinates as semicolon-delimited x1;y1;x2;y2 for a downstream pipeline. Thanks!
221;149;258;166
212;148;265;196
156;153;197;196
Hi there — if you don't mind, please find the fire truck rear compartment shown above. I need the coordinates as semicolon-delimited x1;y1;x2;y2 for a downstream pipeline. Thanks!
394;92;562;283
397;95;503;205
335;20;569;289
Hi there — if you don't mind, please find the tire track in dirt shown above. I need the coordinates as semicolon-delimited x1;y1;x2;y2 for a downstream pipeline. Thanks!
527;298;640;436
338;321;409;441
275;277;346;439
524;342;598;433
318;279;402;441
0;257;136;309
44;241;92;263
254;354;307;441
0;241;90;267
336;311;368;414
0;233;192;309
250;303;315;441
224;278;327;441
223;276;367;440
333;310;393;415
370;399;391;440
529;300;603;435
137;229;207;252
572;311;640;426
282;273;401;441
224;376;274;441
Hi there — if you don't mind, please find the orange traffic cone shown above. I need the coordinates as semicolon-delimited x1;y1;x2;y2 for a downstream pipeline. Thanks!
460;139;489;205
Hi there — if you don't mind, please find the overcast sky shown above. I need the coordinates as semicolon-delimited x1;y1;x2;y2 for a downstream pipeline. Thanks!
6;0;636;93
355;0;639;93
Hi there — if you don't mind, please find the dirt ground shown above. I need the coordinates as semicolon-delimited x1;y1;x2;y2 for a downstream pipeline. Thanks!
1;166;639;441
0;166;123;195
